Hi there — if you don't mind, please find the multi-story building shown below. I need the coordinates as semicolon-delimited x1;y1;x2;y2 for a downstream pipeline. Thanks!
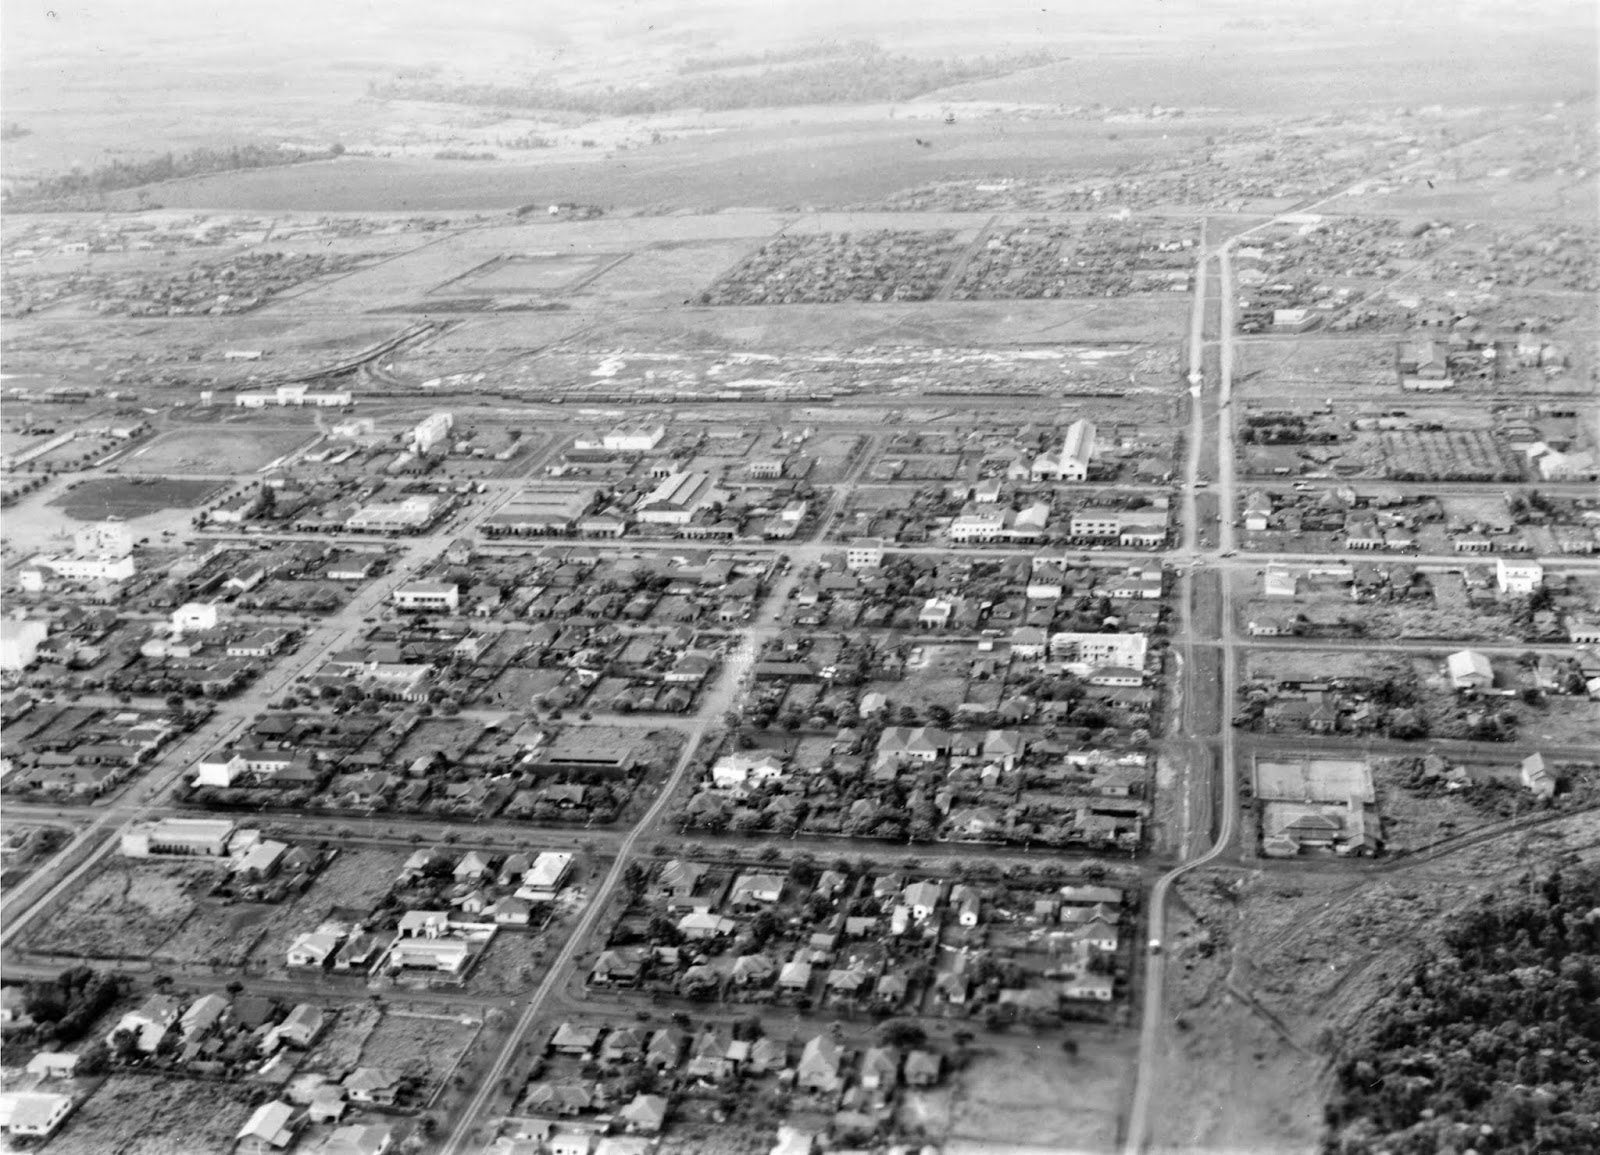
1496;558;1543;596
846;538;885;570
1049;631;1148;669
410;412;454;455
392;582;459;612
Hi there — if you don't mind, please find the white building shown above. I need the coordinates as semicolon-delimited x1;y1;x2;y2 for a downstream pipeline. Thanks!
121;818;238;858
27;552;136;583
346;495;442;533
1049;631;1148;670
1262;566;1297;599
0;1092;74;1139
1031;420;1096;482
193;751;246;788
392;582;459;612
0;619;49;673
235;385;352;408
173;602;221;633
846;538;885;570
635;472;719;526
949;511;1008;543
1069;510;1121;539
1446;649;1493;691
711;752;786;789
1495;558;1543;596
603;423;666;452
516;852;573;901
410;412;454;455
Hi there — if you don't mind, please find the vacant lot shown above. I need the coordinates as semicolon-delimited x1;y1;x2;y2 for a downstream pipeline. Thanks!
468;930;550;997
120;428;317;474
358;1010;478;1093
158;899;275;968
35;860;214;960
305;1000;381;1080
47;1073;258;1155
49;476;223;519
942;1031;1134;1153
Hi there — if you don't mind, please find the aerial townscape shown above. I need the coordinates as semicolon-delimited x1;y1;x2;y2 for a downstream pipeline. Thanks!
0;3;1597;1155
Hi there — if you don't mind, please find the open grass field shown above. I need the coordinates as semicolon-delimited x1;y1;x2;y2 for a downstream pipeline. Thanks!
46;1073;260;1155
119;428;319;474
940;1031;1136;1153
32;860;213;960
49;476;224;519
358;1010;479;1092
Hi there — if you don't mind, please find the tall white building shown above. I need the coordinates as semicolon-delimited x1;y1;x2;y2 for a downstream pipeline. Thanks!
1049;631;1147;669
1495;558;1543;596
1030;419;1096;482
411;413;454;455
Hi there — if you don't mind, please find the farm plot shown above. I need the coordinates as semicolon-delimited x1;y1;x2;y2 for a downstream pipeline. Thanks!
701;230;967;305
358;1011;478;1095
436;253;617;296
49;476;224;519
119;428;317;474
31;860;214;961
47;1074;259;1155
1363;429;1524;482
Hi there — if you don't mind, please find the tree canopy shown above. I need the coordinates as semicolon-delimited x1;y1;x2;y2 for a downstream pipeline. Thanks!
1323;865;1600;1154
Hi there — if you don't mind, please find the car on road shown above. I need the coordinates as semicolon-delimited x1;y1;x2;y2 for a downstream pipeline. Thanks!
1221;550;1237;557
1149;939;1162;954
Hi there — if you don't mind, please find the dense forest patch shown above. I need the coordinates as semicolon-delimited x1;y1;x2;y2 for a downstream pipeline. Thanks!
1324;864;1600;1153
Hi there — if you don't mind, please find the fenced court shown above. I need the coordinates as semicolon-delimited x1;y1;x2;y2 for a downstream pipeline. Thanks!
1255;756;1374;803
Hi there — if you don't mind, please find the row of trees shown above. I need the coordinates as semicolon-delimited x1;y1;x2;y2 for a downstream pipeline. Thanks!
371;48;1055;117
4;143;342;210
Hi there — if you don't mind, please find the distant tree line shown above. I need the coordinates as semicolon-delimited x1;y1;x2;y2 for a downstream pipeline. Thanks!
1323;864;1600;1154
370;45;1057;117
3;142;343;210
677;38;880;74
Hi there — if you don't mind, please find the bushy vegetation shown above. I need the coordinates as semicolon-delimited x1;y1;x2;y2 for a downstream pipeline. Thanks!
3;143;340;210
13;966;126;1047
372;45;1055;117
1323;866;1600;1154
